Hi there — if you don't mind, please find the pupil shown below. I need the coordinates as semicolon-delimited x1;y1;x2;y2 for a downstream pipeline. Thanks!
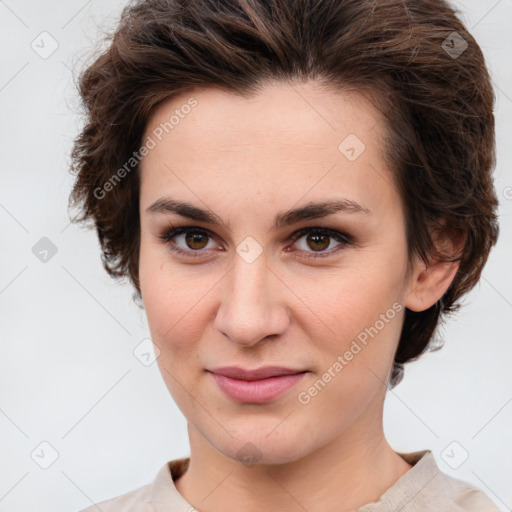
183;231;330;252
186;231;207;249
308;233;329;251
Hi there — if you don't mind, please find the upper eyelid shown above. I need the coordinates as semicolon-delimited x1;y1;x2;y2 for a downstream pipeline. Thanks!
162;225;352;247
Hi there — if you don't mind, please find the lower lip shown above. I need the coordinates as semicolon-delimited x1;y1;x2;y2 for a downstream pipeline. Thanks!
209;371;307;404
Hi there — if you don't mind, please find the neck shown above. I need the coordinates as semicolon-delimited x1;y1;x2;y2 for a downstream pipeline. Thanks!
174;394;412;512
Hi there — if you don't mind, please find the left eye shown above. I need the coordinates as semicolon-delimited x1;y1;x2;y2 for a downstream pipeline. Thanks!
159;226;353;259
288;227;353;258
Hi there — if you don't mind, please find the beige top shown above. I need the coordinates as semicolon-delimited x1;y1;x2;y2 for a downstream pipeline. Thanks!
78;450;500;511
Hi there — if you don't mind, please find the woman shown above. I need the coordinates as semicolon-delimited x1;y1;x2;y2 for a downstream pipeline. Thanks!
69;0;500;510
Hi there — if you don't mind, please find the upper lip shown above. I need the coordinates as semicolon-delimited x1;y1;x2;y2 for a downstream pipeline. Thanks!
208;366;306;381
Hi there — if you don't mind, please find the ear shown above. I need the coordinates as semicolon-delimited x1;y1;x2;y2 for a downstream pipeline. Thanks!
405;225;465;312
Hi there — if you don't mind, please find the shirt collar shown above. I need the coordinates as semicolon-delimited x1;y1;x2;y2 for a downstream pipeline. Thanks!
151;450;438;512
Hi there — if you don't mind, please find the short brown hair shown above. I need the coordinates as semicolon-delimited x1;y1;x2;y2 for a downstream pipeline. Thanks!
68;0;499;388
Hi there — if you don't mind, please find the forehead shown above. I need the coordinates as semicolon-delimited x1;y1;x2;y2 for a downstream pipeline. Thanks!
139;81;396;218
143;81;385;154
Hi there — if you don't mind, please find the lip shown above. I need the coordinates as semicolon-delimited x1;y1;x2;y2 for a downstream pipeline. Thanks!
207;366;307;404
209;366;306;380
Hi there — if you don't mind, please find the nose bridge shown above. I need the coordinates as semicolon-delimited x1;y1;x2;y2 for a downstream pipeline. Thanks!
214;251;288;346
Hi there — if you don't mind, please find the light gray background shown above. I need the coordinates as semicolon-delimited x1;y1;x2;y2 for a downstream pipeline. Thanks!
1;1;511;511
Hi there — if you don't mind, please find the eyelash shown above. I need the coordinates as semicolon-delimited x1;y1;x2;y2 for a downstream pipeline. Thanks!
158;225;354;260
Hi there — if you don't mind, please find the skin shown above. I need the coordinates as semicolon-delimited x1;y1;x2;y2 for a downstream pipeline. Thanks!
138;80;460;512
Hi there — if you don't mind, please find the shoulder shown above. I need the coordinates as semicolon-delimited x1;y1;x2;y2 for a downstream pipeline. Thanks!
74;459;190;512
359;451;501;512
77;482;154;512
430;470;501;511
391;450;501;512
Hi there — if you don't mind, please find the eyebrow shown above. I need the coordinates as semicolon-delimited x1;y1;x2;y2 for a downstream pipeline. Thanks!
146;197;372;231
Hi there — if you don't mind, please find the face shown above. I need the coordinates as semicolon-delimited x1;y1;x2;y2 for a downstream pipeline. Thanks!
138;81;415;465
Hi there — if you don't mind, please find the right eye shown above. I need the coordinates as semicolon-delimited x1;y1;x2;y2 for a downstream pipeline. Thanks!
159;226;221;258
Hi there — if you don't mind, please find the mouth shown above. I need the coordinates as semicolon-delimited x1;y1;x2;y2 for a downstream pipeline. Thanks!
207;366;308;404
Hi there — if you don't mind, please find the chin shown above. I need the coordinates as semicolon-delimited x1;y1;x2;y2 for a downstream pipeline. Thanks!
212;425;314;467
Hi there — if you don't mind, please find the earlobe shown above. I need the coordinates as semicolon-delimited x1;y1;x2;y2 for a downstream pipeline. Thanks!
405;258;460;312
405;222;465;312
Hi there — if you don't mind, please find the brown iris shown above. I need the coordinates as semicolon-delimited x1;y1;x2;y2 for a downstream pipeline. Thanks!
185;231;209;250
306;233;330;251
183;230;332;253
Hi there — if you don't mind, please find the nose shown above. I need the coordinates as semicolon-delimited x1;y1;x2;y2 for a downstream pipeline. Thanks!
214;253;290;347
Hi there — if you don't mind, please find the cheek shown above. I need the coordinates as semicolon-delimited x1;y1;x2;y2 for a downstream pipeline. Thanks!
139;253;207;411
141;275;204;354
139;239;214;361
139;238;182;346
291;255;406;399
296;262;403;342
